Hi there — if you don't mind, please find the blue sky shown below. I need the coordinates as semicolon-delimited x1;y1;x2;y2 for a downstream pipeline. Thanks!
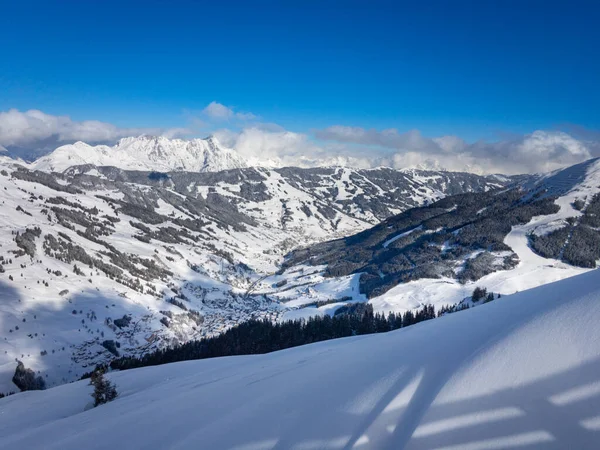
2;0;599;138
1;1;599;173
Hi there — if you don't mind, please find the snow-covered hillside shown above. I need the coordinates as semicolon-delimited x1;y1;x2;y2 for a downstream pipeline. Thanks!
264;158;600;320
31;135;247;173
0;160;508;391
2;268;600;449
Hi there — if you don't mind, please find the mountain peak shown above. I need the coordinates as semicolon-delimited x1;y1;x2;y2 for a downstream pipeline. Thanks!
32;135;247;173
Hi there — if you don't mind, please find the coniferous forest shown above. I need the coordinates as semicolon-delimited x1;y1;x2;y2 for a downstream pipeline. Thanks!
109;299;477;373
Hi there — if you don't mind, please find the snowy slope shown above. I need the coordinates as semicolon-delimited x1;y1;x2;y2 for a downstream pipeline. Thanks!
2;269;600;449
0;161;508;391
265;158;600;320
31;135;247;173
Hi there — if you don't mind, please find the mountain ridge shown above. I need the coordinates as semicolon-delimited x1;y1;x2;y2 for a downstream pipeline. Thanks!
16;128;598;176
31;135;248;173
259;157;600;321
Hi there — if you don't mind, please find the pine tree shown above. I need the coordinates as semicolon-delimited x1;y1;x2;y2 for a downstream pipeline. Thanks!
90;367;118;407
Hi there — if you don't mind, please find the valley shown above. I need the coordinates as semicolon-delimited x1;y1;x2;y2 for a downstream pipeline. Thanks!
0;139;515;391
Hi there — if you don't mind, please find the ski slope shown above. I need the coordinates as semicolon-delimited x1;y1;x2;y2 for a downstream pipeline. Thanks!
2;268;600;449
370;195;590;314
267;158;600;317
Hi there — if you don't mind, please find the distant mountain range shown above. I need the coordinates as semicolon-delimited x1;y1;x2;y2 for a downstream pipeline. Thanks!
10;130;596;175
31;135;247;173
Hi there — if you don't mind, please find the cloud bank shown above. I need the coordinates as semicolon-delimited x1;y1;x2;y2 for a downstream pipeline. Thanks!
313;125;598;174
217;125;598;175
214;126;383;170
1;107;598;174
0;109;186;159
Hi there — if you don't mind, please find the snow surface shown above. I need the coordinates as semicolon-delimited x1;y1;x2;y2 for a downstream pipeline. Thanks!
2;269;600;449
0;160;389;390
276;158;600;316
370;205;589;314
2;151;597;393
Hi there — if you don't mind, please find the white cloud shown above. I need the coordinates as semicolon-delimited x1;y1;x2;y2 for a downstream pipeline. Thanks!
315;126;440;152
0;109;150;147
2;108;597;175
0;109;186;158
160;127;194;139
202;101;256;121
203;102;234;119
214;124;600;174
214;127;385;169
314;125;598;174
214;127;320;166
235;111;258;121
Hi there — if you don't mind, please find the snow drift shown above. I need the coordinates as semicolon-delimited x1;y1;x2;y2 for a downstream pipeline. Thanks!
2;268;600;449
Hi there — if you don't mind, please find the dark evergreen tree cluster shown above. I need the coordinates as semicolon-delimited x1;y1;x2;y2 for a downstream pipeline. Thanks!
530;226;571;259
110;303;441;372
562;226;600;268
530;193;600;268
458;252;518;284
471;286;488;302
11;168;82;194
285;188;560;298
13;227;42;258
148;171;170;181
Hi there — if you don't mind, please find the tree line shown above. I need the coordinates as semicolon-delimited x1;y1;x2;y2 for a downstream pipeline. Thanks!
110;301;454;372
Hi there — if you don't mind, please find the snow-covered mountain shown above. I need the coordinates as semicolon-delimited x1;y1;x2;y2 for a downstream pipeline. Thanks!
4;149;600;395
0;160;511;391
3;267;600;449
262;158;600;321
31;135;247;173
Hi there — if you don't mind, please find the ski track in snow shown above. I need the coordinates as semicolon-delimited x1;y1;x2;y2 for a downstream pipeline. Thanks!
382;226;423;248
